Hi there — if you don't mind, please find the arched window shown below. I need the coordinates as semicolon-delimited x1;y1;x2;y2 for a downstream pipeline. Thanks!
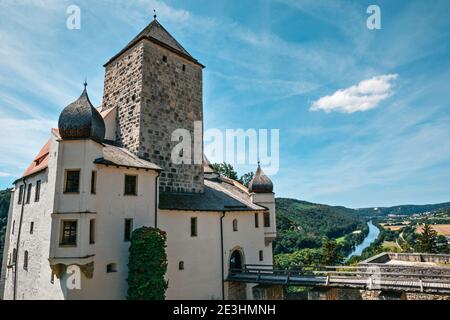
24;251;29;271
179;261;184;270
232;219;238;232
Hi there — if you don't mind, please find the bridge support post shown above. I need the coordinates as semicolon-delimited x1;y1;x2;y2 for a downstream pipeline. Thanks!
252;285;284;300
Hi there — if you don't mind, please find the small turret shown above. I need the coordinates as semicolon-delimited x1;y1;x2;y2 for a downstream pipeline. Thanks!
248;162;273;194
58;82;105;143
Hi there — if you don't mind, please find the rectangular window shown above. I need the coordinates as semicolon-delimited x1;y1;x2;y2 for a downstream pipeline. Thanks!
18;185;24;204
12;220;15;235
60;220;77;246
124;219;133;242
89;219;95;244
65;170;80;193
190;217;198;237
12;249;17;264
259;250;264;262
107;263;117;273
264;212;271;228
26;183;32;204
35;180;41;202
30;222;34;235
24;251;29;271
124;175;137;196
255;213;259;228
91;171;97;194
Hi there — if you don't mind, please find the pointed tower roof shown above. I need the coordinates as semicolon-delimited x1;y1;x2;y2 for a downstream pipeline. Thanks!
105;17;204;68
58;83;106;143
248;163;274;194
128;19;191;57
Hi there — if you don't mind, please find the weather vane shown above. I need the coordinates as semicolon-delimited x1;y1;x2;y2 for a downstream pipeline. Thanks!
84;77;88;89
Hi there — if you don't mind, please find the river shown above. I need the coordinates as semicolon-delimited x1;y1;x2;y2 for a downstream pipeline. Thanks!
346;221;380;259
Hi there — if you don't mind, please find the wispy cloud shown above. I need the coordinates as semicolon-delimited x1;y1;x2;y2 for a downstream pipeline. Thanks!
0;172;11;177
310;74;398;113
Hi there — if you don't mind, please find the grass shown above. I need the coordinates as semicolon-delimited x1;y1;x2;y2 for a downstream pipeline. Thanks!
382;241;401;251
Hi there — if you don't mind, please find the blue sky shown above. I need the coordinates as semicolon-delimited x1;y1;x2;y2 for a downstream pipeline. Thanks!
0;0;449;208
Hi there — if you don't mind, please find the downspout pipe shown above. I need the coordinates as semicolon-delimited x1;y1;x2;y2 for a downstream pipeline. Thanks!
154;172;160;228
13;177;27;300
220;211;226;300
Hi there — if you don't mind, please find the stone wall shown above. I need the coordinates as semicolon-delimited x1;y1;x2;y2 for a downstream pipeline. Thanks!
139;41;203;193
252;285;284;300
102;43;144;155
101;39;204;193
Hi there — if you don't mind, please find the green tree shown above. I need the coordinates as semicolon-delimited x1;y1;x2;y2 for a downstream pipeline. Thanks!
127;227;168;300
210;163;239;180
321;238;342;265
239;172;254;187
416;222;438;253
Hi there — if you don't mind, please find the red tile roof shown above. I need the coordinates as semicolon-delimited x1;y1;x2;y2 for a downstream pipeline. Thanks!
22;139;51;178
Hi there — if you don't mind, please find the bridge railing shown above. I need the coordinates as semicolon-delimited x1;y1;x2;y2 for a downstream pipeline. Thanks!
229;264;450;283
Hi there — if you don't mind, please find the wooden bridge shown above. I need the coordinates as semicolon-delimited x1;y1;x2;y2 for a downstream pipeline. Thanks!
227;264;450;294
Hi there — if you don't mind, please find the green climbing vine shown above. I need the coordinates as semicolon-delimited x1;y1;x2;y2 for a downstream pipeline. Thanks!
127;227;168;300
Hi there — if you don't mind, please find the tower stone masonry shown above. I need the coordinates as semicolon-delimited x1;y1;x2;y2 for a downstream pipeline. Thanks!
101;19;204;193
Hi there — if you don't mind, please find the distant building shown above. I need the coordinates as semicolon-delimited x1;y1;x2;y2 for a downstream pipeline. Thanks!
0;18;276;300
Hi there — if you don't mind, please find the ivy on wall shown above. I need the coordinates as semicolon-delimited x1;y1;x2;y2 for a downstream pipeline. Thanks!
127;227;168;300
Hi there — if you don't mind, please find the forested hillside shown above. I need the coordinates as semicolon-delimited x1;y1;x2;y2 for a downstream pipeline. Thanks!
274;198;366;255
357;202;450;216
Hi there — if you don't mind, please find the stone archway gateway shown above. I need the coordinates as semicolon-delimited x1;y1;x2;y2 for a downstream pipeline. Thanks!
227;249;247;300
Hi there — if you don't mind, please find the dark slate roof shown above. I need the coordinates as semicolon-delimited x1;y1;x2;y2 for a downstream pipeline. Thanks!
58;88;105;143
248;164;274;193
159;178;266;212
129;19;191;57
94;144;161;171
105;19;203;67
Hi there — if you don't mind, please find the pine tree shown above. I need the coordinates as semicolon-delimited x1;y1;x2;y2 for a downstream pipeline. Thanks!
416;222;438;253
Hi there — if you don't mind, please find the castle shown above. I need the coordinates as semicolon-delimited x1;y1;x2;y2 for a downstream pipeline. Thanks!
0;17;276;300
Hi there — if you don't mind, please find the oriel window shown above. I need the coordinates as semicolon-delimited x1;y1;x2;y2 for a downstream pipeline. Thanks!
89;219;96;244
65;170;80;193
91;171;97;194
264;212;271;228
60;220;77;246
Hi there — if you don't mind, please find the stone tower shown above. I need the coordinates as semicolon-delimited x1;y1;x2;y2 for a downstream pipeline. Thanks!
101;18;204;193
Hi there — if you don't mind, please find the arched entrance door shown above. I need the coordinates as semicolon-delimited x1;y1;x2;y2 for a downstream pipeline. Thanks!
230;250;243;271
227;249;247;300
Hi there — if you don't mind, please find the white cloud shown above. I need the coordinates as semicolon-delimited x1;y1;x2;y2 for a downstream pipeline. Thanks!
0;172;11;177
310;74;398;113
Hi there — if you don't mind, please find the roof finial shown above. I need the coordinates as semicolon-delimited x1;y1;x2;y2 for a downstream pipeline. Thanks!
153;9;157;20
83;77;88;90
